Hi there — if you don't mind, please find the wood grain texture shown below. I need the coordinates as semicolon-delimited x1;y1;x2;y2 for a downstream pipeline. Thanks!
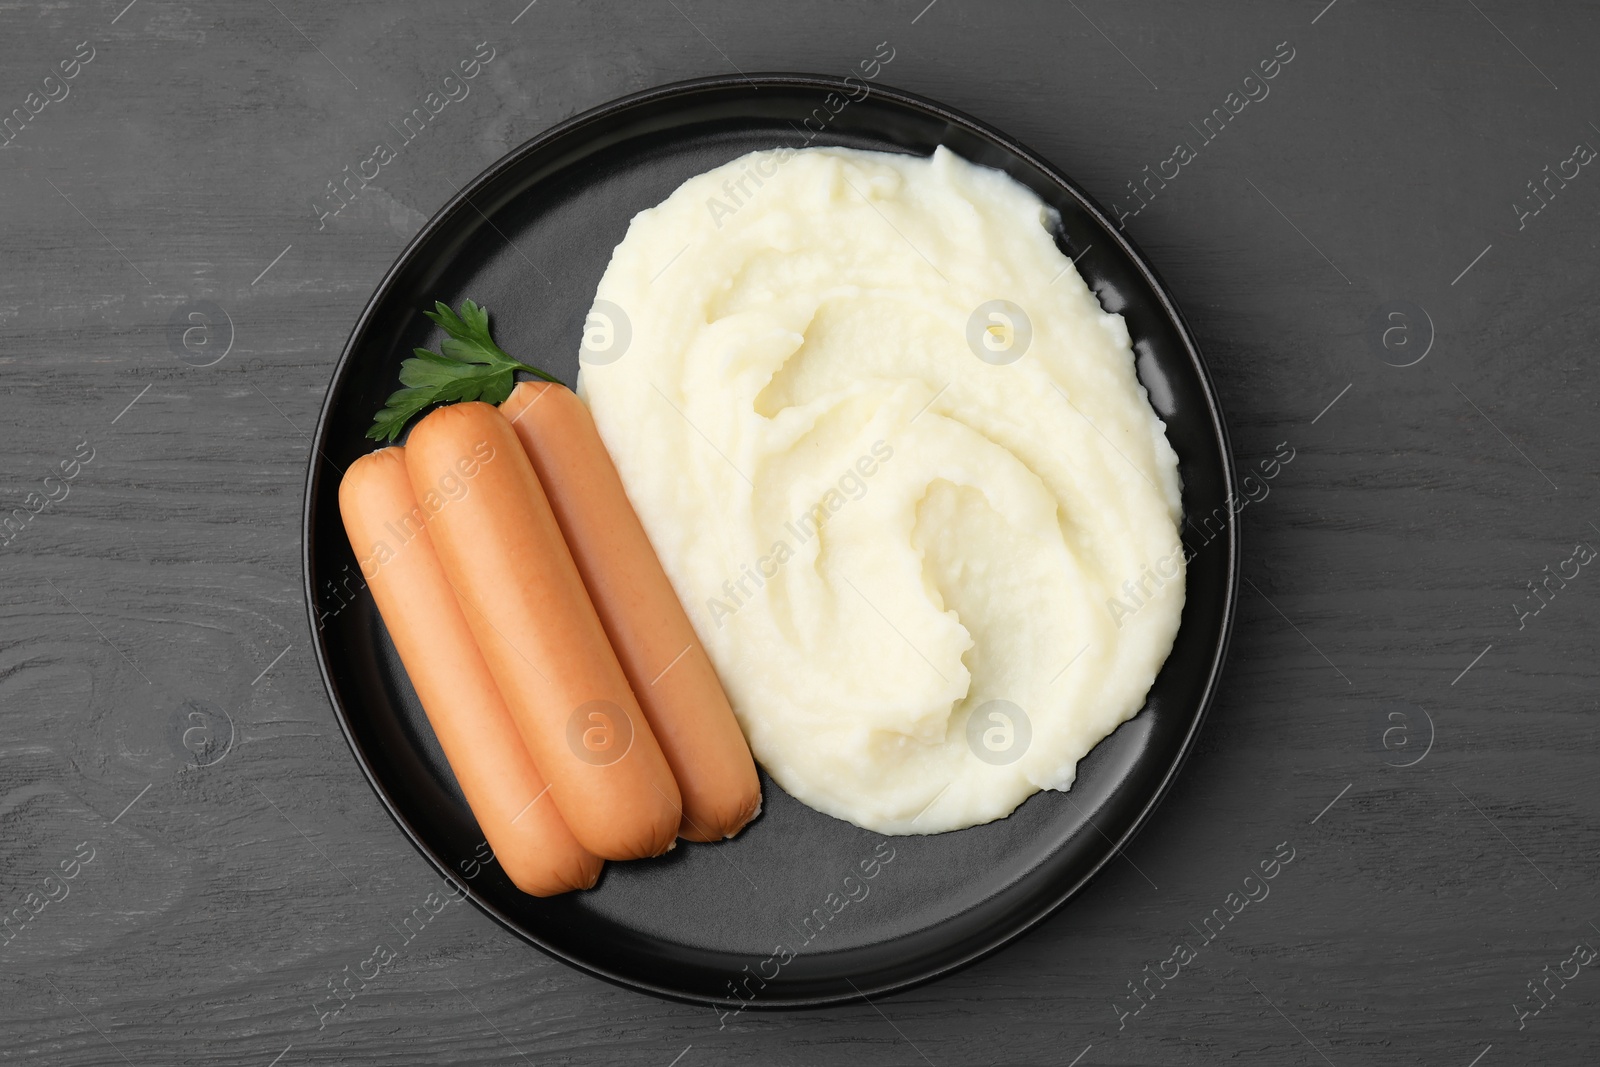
2;0;1598;1063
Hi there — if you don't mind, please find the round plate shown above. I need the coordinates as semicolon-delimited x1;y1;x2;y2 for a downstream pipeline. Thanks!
303;73;1238;1009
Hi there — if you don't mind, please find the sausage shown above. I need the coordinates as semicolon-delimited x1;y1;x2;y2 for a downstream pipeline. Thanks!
338;447;602;895
501;382;761;841
403;402;681;861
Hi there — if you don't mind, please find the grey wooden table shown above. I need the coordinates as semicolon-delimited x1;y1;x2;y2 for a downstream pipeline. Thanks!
3;1;1597;1063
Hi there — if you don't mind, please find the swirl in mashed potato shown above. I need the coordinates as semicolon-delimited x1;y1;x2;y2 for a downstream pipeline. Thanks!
578;146;1184;835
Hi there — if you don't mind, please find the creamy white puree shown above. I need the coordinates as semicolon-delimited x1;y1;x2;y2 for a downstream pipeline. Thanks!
578;146;1184;835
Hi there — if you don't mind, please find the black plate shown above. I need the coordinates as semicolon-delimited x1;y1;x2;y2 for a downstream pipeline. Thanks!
303;73;1238;1009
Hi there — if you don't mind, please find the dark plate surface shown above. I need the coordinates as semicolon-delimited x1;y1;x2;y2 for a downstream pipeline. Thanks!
302;73;1238;1009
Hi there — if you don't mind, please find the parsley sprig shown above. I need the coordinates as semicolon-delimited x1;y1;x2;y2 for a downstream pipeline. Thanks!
366;299;560;443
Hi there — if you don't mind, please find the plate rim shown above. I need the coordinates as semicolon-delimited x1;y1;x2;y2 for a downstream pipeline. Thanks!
301;70;1240;1009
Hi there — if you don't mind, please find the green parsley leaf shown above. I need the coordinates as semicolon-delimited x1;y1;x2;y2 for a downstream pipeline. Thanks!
366;299;561;442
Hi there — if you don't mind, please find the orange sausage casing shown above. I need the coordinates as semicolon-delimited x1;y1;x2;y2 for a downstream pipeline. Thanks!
338;447;602;896
501;382;761;841
404;402;681;861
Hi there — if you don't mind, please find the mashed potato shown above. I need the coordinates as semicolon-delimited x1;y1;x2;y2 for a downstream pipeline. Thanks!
578;146;1184;835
